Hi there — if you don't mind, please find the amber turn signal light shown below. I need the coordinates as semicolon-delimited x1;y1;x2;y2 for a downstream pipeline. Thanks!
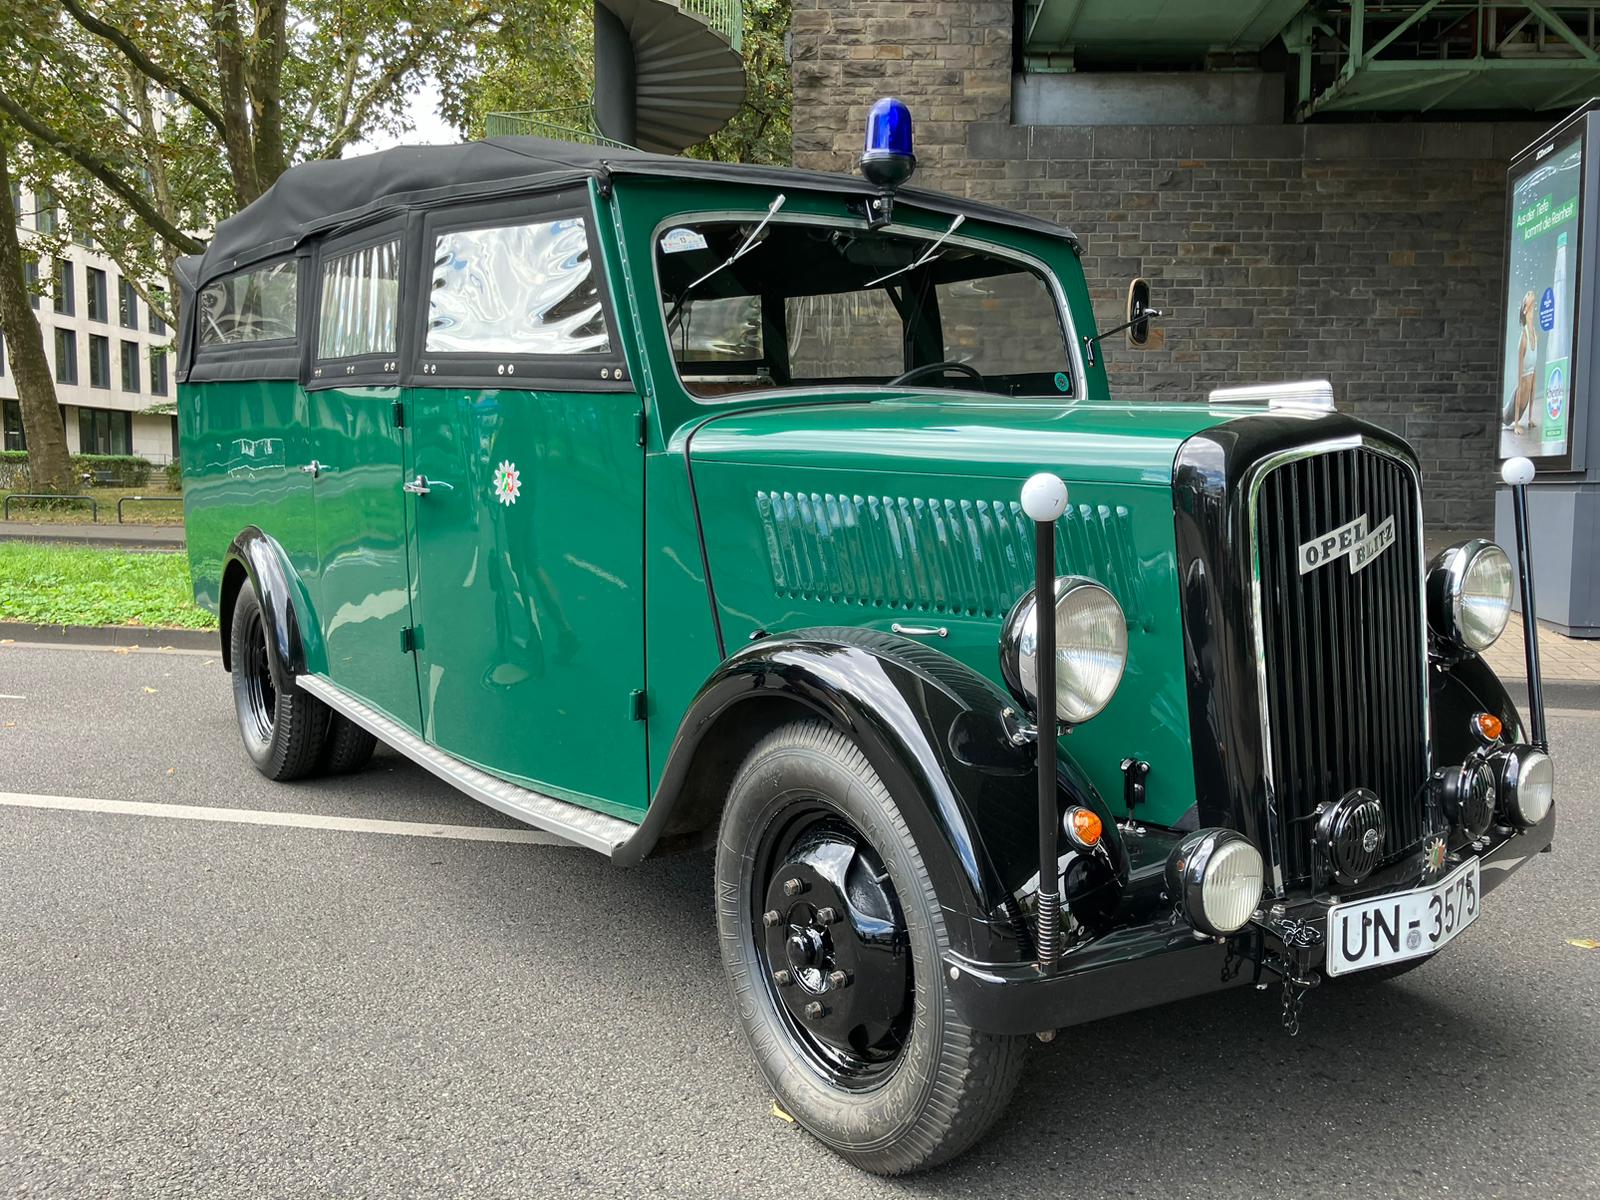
1064;806;1103;848
1474;712;1504;741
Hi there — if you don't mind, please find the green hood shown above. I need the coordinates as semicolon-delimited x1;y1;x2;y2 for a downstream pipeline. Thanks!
684;396;1247;828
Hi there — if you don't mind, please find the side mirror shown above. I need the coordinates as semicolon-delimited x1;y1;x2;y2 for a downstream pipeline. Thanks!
1126;278;1153;347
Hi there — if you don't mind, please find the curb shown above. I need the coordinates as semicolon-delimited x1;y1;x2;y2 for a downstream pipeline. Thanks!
1506;681;1600;714
0;622;218;651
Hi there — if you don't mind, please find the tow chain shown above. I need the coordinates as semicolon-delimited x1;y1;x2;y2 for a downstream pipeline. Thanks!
1281;977;1308;1036
1220;941;1243;984
1273;917;1324;1038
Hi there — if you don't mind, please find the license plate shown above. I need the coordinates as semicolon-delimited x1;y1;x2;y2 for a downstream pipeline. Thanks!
1324;859;1481;977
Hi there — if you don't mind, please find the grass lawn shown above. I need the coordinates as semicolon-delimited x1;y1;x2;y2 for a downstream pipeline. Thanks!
0;542;216;629
0;486;184;525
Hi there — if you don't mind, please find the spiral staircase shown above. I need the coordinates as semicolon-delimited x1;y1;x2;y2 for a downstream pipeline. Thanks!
485;0;746;154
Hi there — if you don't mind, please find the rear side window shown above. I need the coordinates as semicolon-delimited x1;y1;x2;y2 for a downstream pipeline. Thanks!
198;260;298;345
318;239;399;359
426;218;610;356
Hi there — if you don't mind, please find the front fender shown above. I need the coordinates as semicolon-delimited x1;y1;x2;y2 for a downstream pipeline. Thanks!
222;527;324;688
1429;651;1528;765
620;627;1126;964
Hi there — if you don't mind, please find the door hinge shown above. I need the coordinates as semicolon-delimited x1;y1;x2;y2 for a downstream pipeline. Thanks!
634;410;647;447
400;625;422;654
392;399;405;428
629;688;647;721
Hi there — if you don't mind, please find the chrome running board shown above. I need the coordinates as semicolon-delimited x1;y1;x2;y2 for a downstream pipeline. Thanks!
297;674;638;857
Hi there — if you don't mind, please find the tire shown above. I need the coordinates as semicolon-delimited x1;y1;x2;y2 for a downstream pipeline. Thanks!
230;579;327;781
715;719;1026;1175
320;713;377;775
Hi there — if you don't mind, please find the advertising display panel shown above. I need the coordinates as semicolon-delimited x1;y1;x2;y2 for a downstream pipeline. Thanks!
1500;134;1583;466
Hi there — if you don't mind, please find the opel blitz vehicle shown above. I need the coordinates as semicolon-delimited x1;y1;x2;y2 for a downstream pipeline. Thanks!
177;101;1556;1174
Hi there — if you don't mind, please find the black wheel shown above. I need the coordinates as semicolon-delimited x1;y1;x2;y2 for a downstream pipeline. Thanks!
716;720;1026;1175
230;580;327;781
320;713;377;775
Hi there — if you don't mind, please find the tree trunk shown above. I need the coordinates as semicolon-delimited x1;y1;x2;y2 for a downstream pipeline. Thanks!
0;145;74;494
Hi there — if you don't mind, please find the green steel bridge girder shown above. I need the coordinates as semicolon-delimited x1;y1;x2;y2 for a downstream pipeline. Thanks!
1024;0;1311;64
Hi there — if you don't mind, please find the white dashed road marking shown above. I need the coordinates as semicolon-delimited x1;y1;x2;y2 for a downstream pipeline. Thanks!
0;791;572;846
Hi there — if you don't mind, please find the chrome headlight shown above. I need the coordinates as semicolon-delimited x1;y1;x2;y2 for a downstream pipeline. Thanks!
1427;539;1513;652
1166;830;1264;937
1000;576;1127;724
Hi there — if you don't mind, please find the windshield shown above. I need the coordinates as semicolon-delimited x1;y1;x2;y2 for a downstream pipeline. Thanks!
655;218;1074;401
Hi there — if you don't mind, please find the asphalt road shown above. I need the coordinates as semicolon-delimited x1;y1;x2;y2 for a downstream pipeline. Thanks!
1;641;1597;1199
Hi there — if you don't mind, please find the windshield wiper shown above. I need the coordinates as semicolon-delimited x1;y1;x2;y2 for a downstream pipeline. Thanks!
686;193;787;293
864;213;964;289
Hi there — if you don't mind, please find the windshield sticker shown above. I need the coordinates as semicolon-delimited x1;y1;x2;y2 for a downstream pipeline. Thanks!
660;227;709;254
1053;371;1071;393
493;460;522;506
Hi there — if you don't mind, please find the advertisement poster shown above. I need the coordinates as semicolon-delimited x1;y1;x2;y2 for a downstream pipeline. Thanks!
1500;135;1583;461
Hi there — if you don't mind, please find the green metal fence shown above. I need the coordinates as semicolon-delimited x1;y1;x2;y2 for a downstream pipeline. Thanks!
682;0;743;52
483;106;636;150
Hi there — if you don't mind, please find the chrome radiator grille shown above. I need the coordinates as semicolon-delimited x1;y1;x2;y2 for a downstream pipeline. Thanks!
1253;446;1429;884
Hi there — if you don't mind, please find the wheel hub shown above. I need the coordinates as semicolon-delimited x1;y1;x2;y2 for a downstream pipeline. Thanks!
757;818;912;1081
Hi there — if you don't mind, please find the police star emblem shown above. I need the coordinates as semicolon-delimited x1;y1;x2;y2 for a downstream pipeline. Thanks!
493;460;522;506
1423;834;1448;879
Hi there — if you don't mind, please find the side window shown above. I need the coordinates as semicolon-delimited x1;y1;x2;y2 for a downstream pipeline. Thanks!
198;260;298;345
318;239;399;360
426;217;610;356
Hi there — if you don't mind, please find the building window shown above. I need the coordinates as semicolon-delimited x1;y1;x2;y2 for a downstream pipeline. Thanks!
89;333;110;389
24;257;40;311
54;328;78;384
148;288;167;335
35;188;58;233
0;329;5;376
2;398;25;451
150;348;169;396
86;266;108;322
118;278;139;328
120;339;140;392
52;260;74;315
78;407;131;455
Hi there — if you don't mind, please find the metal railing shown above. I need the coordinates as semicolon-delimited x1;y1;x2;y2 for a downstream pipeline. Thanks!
3;493;98;521
117;495;184;523
484;106;637;150
682;0;743;52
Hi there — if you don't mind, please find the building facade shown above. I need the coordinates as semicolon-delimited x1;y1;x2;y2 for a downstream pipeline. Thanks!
786;1;1580;532
2;184;178;465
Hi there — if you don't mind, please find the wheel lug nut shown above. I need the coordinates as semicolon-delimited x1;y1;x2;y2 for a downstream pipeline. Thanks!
783;877;806;897
815;906;838;925
773;969;793;987
804;1001;828;1020
828;970;849;989
762;909;781;927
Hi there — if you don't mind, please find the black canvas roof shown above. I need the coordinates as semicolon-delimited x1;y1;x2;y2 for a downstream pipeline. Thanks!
190;136;1080;286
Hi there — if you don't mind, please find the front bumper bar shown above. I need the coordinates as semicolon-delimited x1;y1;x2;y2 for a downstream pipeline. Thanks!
946;807;1555;1037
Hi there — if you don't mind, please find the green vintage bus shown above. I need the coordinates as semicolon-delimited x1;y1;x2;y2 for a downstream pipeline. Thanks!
177;106;1556;1173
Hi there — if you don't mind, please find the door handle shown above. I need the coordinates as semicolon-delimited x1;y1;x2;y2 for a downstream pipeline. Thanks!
891;623;948;638
402;475;453;496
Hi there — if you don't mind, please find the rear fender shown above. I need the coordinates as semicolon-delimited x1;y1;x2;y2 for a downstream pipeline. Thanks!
621;628;1127;963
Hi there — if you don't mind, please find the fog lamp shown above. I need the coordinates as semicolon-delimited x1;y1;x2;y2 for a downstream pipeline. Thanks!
1493;745;1554;828
1166;830;1264;937
860;97;916;189
1427;540;1513;652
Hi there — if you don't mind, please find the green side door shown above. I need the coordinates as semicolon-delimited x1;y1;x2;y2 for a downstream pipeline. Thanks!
402;197;647;818
305;226;423;733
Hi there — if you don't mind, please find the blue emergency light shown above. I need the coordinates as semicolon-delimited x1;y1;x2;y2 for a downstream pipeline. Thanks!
860;97;916;188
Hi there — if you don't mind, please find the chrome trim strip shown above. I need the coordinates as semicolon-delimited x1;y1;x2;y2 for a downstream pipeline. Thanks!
1210;379;1335;413
648;208;1088;406
297;675;637;857
1243;436;1433;897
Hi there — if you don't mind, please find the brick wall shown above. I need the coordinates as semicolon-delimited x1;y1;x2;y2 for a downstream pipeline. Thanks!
790;0;1545;530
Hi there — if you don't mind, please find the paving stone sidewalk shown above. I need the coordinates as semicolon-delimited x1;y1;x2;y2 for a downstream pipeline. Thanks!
1483;620;1599;684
